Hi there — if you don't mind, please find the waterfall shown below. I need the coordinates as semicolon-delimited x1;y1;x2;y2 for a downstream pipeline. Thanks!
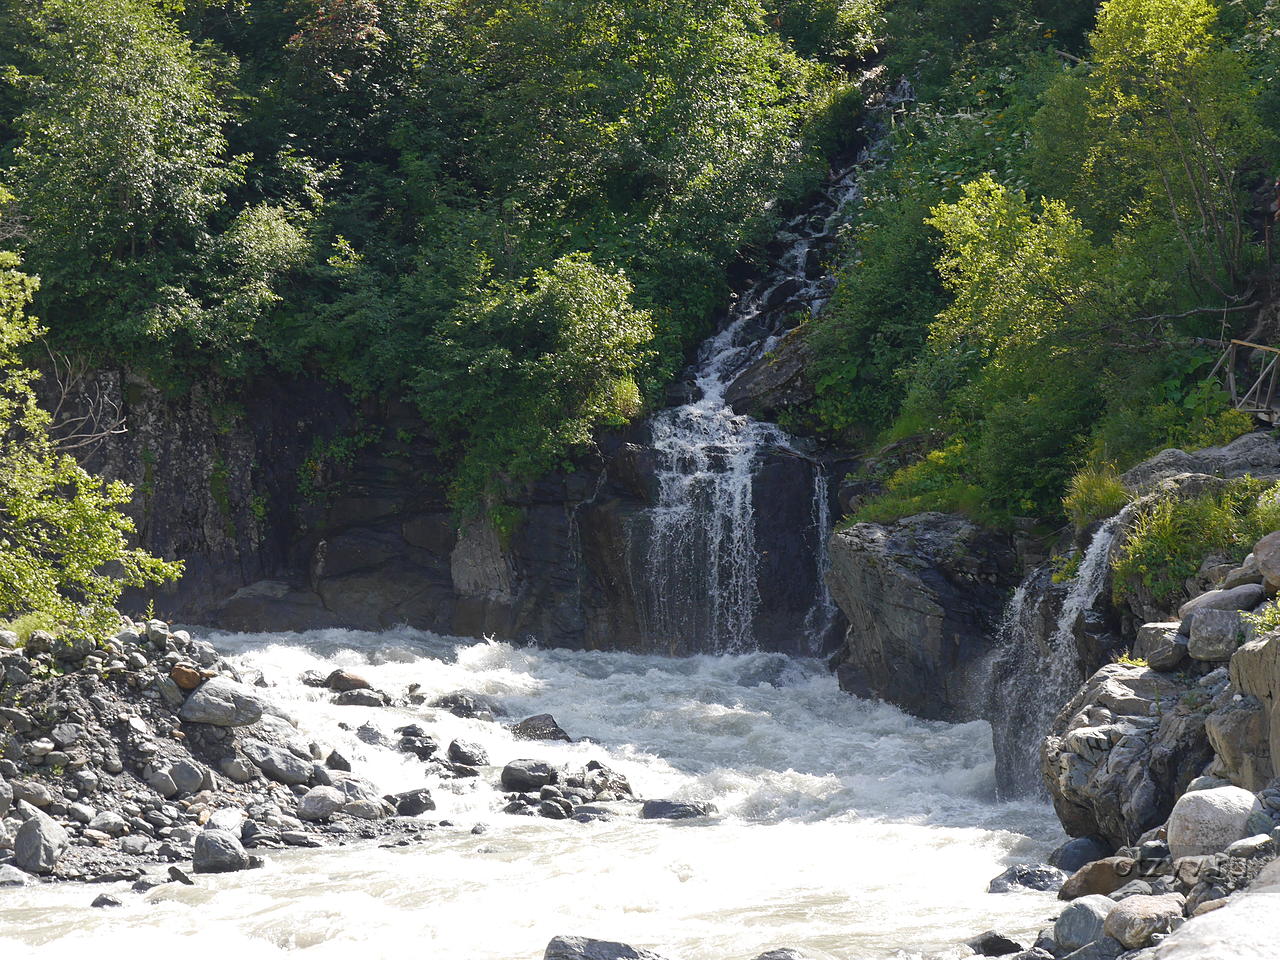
633;80;914;654
990;505;1135;797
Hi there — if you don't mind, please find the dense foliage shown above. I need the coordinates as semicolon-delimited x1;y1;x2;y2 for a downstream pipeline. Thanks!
0;0;868;507
811;0;1280;524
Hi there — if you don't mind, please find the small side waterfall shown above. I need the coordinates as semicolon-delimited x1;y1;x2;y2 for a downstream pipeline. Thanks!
631;81;913;655
989;505;1135;797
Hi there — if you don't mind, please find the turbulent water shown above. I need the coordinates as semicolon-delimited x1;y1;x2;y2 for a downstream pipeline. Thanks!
0;627;1062;960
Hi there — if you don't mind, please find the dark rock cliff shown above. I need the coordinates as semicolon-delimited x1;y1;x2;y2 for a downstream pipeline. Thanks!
63;367;842;655
824;512;1021;721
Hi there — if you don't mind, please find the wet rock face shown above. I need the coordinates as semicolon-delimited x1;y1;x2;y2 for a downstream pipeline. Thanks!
825;513;1020;721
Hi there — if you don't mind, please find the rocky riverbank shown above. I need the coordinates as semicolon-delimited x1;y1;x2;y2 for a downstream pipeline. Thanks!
0;618;691;892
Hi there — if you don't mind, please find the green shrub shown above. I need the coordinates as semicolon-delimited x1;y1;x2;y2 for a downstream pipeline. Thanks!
851;438;998;525
1243;599;1280;635
0;611;58;644
1112;478;1280;610
1063;463;1130;530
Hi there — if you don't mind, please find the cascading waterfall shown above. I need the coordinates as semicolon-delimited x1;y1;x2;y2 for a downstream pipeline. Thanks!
636;81;913;654
990;505;1136;797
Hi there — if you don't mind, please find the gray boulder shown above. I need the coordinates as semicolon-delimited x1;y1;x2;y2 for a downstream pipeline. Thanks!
388;788;435;816
0;864;31;886
193;828;250;873
1135;622;1187;671
243;739;312;785
640;800;717;820
501;760;558;792
1254;530;1280;588
1059;937;1124;960
1102;892;1185;949
1050;836;1113;873
14;805;69;875
297;786;345;821
1177;583;1265;621
988;863;1067;893
512;714;571;741
543;936;669;960
1166;786;1260;858
0;774;11;818
179;677;266;726
1055;894;1117;952
448;739;489;766
88;811;128;837
965;931;1024;957
1186;608;1245;661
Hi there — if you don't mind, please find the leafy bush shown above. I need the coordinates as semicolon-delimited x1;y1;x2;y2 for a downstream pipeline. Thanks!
0;243;181;633
1112;478;1280;610
1064;463;1130;531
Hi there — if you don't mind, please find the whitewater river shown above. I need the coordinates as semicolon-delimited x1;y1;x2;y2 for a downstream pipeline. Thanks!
0;628;1064;959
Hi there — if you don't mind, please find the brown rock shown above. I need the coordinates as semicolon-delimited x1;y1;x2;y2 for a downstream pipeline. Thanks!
1102;892;1186;948
325;669;371;692
1059;857;1140;900
170;664;203;690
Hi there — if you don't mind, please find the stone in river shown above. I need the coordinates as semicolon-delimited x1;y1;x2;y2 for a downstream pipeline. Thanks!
639;800;716;820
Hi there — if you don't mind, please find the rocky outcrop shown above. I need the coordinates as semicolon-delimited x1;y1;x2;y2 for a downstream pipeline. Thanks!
723;327;815;421
1212;629;1280;789
825;513;1019;721
1041;664;1216;847
1120;432;1280;492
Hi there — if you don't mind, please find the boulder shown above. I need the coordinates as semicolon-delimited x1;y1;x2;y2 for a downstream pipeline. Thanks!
965;931;1023;956
1055;894;1117;952
1135;623;1187;671
388;788;435;816
1166;786;1260;858
543;936;669;960
1186;609;1245;661
0;864;31;886
1204;695;1271;791
1059;937;1124;960
1102;893;1186;949
170;663;204;690
333;689;389;707
325;669;371;692
178;677;266;727
1059;858;1138;900
88;811;128;837
298;786;345;821
14;805;69;875
1254;530;1280;588
640;800;717;820
1227;630;1280;787
0;774;11;818
448;739;489;766
193;828;250;873
1050;836;1113;873
825;514;1019;721
243;740;313;785
431;692;499;721
1120;433;1280;492
1177;583;1264;621
511;714;571;742
501;760;559;792
988;863;1068;893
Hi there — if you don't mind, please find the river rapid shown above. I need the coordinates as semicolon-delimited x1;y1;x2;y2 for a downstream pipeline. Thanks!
0;627;1063;959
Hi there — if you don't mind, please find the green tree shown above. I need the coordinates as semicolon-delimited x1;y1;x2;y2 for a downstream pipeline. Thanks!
411;253;654;506
0;229;180;633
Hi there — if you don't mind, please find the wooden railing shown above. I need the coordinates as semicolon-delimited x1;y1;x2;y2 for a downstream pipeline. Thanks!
1209;339;1280;421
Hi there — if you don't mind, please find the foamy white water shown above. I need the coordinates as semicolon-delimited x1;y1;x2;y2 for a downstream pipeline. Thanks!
0;627;1063;959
